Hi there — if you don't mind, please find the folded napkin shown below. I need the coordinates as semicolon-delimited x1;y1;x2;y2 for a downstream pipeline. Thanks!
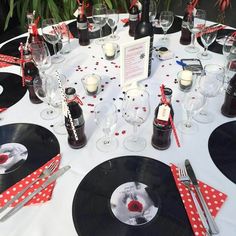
0;54;21;68
170;164;227;236
0;154;61;207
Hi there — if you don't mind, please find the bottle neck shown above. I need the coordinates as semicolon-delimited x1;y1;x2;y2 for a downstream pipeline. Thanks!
141;0;150;22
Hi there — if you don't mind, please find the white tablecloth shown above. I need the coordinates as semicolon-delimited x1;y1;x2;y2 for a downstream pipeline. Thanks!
0;15;236;236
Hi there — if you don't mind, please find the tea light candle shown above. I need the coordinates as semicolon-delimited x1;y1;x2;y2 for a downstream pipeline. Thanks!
180;70;192;86
86;75;99;93
102;43;118;60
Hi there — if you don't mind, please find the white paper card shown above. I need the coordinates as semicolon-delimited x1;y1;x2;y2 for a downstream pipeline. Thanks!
157;104;170;121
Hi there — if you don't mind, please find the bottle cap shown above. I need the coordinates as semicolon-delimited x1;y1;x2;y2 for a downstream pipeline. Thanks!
65;87;76;96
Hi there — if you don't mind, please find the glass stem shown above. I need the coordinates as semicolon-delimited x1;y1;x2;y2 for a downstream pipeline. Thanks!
99;26;103;39
185;111;192;128
52;44;57;56
191;33;196;48
200;97;208;116
132;124;138;142
103;128;111;145
203;46;208;56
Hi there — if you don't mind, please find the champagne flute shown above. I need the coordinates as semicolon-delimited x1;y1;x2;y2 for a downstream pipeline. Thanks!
178;91;206;134
194;64;225;123
94;102;118;152
41;18;65;63
197;26;217;60
159;11;174;41
107;9;119;40
92;3;108;45
122;88;150;152
185;9;206;53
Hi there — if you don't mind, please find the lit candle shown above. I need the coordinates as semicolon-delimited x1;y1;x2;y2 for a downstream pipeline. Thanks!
102;43;117;60
178;70;193;91
82;74;101;95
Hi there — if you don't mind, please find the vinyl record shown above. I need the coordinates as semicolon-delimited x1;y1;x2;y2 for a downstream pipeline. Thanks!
197;29;235;54
208;121;236;184
0;72;27;108
153;16;182;34
72;156;193;236
0;36;61;58
67;18;112;39
0;123;60;193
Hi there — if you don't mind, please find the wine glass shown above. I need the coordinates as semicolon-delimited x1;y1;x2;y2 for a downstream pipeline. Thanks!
107;9;119;40
149;0;158;27
194;64;225;123
94;102;118;152
197;26;217;60
30;41;51;73
122;88;150;152
178;91;206;134
92;3;108;45
185;9;206;53
41;18;65;63
159;11;174;41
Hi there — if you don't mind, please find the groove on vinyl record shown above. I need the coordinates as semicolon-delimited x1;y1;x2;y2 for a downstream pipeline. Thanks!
72;156;193;236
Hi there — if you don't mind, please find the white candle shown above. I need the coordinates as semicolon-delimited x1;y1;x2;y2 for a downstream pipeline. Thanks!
103;43;116;57
180;70;192;86
86;75;99;93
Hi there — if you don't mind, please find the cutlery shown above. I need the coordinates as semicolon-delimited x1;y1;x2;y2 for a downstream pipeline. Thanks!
179;165;211;236
0;165;70;222
0;160;59;214
185;159;219;235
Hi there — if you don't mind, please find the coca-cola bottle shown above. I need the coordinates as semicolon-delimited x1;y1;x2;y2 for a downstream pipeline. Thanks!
221;73;236;117
77;3;90;46
179;3;191;45
151;88;174;150
65;87;87;149
23;49;43;104
134;0;153;76
128;0;139;37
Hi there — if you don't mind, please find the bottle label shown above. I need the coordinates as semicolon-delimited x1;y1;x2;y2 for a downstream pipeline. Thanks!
77;22;88;30
73;116;84;127
226;84;236;97
156;104;170;122
129;14;139;22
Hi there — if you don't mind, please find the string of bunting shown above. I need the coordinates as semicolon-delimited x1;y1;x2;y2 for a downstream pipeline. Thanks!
160;84;181;148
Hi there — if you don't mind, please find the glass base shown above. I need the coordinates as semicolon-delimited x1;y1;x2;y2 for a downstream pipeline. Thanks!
185;45;200;53
197;52;212;60
177;120;199;135
123;135;146;152
51;54;65;64
53;120;67;135
96;137;118;152
193;110;214;124
40;108;59;120
94;37;107;45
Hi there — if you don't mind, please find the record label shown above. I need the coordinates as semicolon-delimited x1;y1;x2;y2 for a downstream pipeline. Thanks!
110;182;158;226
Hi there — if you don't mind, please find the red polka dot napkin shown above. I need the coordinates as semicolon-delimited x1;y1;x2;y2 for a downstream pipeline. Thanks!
0;54;21;68
170;164;227;236
0;154;61;207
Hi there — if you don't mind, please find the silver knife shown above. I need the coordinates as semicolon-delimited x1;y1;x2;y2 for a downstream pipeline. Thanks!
185;159;219;235
0;165;71;222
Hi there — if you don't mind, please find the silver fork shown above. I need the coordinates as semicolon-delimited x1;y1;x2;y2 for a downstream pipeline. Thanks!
0;160;59;214
178;165;212;236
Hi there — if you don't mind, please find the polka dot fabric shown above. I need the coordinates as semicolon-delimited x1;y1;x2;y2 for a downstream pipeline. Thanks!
0;154;61;208
170;164;227;236
0;54;20;68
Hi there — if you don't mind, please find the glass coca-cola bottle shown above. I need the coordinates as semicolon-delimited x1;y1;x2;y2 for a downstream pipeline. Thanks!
128;0;139;37
65;87;87;149
151;88;174;150
179;3;191;45
221;73;236;117
77;3;90;46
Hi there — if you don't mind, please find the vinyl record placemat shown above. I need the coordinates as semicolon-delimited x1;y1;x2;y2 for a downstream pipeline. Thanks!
197;28;235;54
72;156;193;236
0;123;60;193
208;121;236;184
153;16;182;34
68;18;112;39
0;72;27;108
0;36;61;58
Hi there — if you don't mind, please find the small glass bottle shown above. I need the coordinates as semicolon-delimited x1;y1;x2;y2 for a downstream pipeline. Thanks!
65;87;87;149
128;1;139;37
179;3;191;45
23;49;43;104
151;88;174;150
77;4;90;46
221;73;236;117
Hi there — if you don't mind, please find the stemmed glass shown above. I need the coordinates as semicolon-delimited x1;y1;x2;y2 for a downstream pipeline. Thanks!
194;64;225;123
149;0;158;27
122;88;150;152
159;11;174;41
107;9;119;40
92;3;108;45
178;91;206;134
41;18;65;63
94;102;118;152
197;26;217;60
185;9;206;53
